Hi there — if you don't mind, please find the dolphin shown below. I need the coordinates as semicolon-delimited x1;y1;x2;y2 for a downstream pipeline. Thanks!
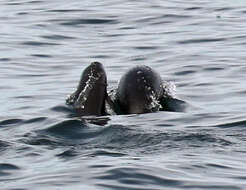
66;63;186;116
114;65;163;114
66;62;107;116
112;65;186;114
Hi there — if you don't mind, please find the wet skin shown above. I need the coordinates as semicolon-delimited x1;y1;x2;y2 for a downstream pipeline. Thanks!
115;65;164;114
67;62;186;116
66;62;107;116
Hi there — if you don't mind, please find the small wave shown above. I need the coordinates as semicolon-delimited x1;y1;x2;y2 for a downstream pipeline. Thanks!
184;7;202;11
30;54;52;58
95;167;183;188
83;116;110;125
178;37;226;44
88;150;126;157
161;14;192;19
0;118;24;127
41;34;76;40
0;58;11;62
21;41;60;46
183;184;240;190
134;46;160;50
24;0;44;4
44;119;88;138
22;118;108;147
46;9;84;13
206;163;233;170
17;11;28;15
173;132;234;147
5;2;22;5
173;70;196;76
21;119;95;147
50;105;74;114
0;140;11;152
56;144;126;159
59;18;118;26
213;120;246;128
23;117;47;124
0;163;20;170
214;7;235;12
21;119;234;155
0;163;20;176
56;148;79;158
202;66;225;72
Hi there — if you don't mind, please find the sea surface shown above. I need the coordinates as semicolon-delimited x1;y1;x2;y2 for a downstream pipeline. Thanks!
1;0;246;189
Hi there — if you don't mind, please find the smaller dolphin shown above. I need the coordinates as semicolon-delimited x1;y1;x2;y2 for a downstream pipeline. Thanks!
66;62;107;116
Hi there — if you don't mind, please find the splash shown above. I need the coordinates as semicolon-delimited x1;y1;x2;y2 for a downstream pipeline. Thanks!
66;92;76;105
106;88;117;115
146;88;162;111
162;81;177;98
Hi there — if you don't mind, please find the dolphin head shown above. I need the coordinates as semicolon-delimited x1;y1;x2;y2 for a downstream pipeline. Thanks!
67;62;107;116
116;65;163;114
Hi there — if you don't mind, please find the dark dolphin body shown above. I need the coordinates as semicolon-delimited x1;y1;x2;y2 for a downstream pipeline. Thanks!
112;65;186;114
66;62;107;116
67;62;186;116
114;65;163;114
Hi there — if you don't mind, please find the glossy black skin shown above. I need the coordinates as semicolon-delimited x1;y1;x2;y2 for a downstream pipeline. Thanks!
67;62;107;116
115;65;164;114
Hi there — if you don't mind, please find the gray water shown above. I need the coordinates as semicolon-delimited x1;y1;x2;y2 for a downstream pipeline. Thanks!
1;0;246;189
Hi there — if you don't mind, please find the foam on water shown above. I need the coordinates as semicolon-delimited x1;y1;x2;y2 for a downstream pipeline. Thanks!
162;81;177;98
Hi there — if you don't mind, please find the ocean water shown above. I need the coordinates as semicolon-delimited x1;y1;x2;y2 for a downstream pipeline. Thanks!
1;0;246;189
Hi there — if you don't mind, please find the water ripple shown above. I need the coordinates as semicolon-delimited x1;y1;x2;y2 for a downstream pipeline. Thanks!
58;18;119;26
213;120;246;129
0;163;20;176
178;37;226;44
30;54;52;58
0;119;24;127
46;9;86;13
96;167;183;189
41;34;76;40
0;140;11;153
21;41;60;46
